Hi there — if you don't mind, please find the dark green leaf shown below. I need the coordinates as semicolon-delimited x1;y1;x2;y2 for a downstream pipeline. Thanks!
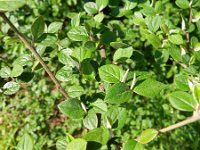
58;98;85;119
31;16;45;40
105;83;132;104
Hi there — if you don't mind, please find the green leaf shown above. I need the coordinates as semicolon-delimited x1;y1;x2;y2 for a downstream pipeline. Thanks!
113;47;134;61
83;110;98;130
84;2;98;14
56;66;72;82
96;0;108;11
90;99;108;114
71;13;80;27
146;33;161;48
145;15;161;32
17;133;33;150
56;138;68;150
67;26;89;41
110;42;129;49
68;85;84;98
67;139;87;150
174;75;189;91
168;44;182;61
81;60;95;80
168;91;197;111
0;0;26;11
123;140;144;150
105;83;132;104
105;106;127;129
0;66;11;78
72;47;92;63
176;0;190;9
83;127;109;145
58;48;74;66
3;81;20;95
31;16;45;40
194;85;200;103
48;22;63;33
99;64;124;83
136;129;158;144
13;54;33;66
58;98;85;119
94;13;104;22
134;79;165;97
11;64;23;77
169;34;184;45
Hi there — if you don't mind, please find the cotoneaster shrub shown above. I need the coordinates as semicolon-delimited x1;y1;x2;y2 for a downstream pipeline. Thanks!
1;0;200;150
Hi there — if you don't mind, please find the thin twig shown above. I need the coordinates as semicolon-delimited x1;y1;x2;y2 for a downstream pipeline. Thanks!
0;12;69;99
159;115;200;133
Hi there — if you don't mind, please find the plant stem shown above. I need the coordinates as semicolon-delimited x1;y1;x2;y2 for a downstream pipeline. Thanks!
159;115;200;133
0;12;69;99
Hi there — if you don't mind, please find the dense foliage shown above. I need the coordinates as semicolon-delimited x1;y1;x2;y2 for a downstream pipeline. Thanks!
1;0;200;149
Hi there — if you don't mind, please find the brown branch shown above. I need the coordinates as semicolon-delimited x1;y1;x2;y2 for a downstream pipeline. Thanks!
159;115;200;133
160;105;200;133
0;12;69;99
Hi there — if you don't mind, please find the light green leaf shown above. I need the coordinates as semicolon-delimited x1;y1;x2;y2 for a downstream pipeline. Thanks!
67;139;87;150
56;66;72;82
84;2;98;14
168;44;182;61
0;0;26;11
56;138;68;150
147;33;161;48
94;13;104;22
0;66;11;78
83;127;109;145
68;85;84;98
83;109;98;130
72;47;92;63
145;15;161;32
176;0;190;9
31;16;45;40
71;13;80;27
48;22;63;33
136;129;158;144
194;85;200;103
122;140;144;150
13;54;33;66
3;81;20;95
96;0;108;11
174;75;189;91
17;133;33;150
134;79;165;97
90;99;108;114
169;34;184;45
58;99;85;119
110;42;129;49
99;64;124;83
11;64;23;77
168;91;197;111
67;26;89;41
58;48;74;66
113;47;134;61
105;83;132;104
